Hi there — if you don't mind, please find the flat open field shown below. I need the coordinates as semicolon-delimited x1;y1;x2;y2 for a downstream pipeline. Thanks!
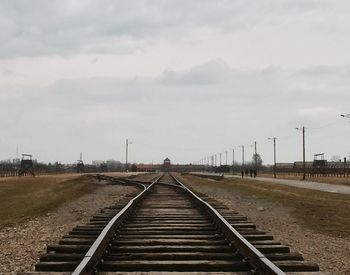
0;174;98;227
259;172;350;186
180;174;350;274
0;172;154;229
0;172;134;228
0;173;137;274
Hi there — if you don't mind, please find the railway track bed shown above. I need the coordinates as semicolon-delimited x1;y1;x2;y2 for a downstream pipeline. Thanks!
20;174;322;274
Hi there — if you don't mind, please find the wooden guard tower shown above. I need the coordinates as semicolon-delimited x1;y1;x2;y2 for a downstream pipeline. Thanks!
313;153;326;168
19;154;35;177
77;152;84;173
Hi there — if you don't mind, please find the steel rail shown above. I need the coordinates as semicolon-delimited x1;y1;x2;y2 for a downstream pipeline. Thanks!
96;174;159;186
171;174;286;275
72;175;163;275
95;175;133;185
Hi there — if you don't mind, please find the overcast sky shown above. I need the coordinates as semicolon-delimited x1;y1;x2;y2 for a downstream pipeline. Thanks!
1;0;350;165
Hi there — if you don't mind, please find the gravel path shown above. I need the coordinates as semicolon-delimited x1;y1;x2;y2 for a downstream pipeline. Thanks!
225;174;350;195
185;179;350;275
0;182;136;274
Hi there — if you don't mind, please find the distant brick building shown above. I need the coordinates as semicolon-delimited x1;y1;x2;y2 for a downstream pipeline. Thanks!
163;157;171;172
136;157;205;173
136;164;162;172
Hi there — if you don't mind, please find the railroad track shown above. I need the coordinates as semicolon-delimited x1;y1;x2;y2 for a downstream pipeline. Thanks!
22;173;321;274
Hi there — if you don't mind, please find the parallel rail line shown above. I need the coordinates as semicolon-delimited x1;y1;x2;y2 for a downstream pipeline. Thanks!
21;173;321;274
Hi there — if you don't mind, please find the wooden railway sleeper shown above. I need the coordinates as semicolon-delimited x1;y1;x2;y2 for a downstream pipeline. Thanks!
23;174;321;275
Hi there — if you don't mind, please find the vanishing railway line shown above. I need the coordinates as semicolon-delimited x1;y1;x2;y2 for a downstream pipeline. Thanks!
22;173;320;274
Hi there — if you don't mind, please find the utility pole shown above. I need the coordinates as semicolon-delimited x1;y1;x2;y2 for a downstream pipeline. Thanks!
219;153;222;166
125;139;128;172
232;148;235;174
268;137;277;178
239;145;244;171
242;146;244;169
225;151;228;165
302;127;306;180
254;141;257;172
296;127;306;180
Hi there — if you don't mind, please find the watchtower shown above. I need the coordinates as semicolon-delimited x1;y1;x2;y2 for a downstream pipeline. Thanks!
19;154;35;177
163;157;171;172
313;153;326;168
77;152;84;173
100;163;108;173
313;153;327;176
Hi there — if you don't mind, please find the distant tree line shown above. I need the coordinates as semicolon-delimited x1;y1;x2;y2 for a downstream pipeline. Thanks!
0;158;130;177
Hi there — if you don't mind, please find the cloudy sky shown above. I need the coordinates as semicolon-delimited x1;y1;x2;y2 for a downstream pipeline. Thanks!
1;0;350;165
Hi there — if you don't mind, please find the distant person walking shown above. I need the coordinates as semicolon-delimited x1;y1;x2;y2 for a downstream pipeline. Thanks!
249;169;253;177
254;170;257;178
241;170;244;178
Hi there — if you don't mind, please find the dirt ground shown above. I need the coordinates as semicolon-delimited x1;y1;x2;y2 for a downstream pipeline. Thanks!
0;175;137;274
259;172;350;186
180;175;350;275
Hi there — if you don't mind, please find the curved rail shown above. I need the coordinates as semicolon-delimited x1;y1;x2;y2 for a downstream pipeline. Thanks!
95;174;158;188
72;175;163;275
171;174;285;275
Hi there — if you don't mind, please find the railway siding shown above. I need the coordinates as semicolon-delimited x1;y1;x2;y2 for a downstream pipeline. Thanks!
20;174;321;274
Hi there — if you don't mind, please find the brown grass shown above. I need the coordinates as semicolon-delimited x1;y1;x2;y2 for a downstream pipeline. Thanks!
0;174;98;227
258;172;350;186
181;175;350;238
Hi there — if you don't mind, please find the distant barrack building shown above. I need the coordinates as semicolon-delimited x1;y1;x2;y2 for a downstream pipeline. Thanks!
275;159;350;177
136;158;202;173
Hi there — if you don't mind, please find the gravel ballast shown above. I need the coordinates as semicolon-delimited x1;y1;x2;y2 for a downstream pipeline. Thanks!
0;182;136;274
183;177;350;275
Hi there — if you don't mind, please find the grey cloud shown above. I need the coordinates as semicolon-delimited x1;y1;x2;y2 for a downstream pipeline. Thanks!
160;59;231;86
293;66;347;78
16;60;350;108
1;60;349;163
2;60;348;111
290;65;350;96
0;0;340;58
159;61;290;100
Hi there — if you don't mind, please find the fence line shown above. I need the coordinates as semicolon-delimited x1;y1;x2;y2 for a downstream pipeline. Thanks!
0;163;122;178
275;165;350;177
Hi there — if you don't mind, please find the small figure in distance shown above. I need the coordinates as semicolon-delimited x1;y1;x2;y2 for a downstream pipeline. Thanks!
245;169;249;177
254;170;257;178
249;169;253;178
241;170;244;178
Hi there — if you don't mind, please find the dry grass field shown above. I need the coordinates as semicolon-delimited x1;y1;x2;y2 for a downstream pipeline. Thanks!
0;174;98;228
182;175;350;238
0;172;153;228
259;172;350;186
0;173;137;274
